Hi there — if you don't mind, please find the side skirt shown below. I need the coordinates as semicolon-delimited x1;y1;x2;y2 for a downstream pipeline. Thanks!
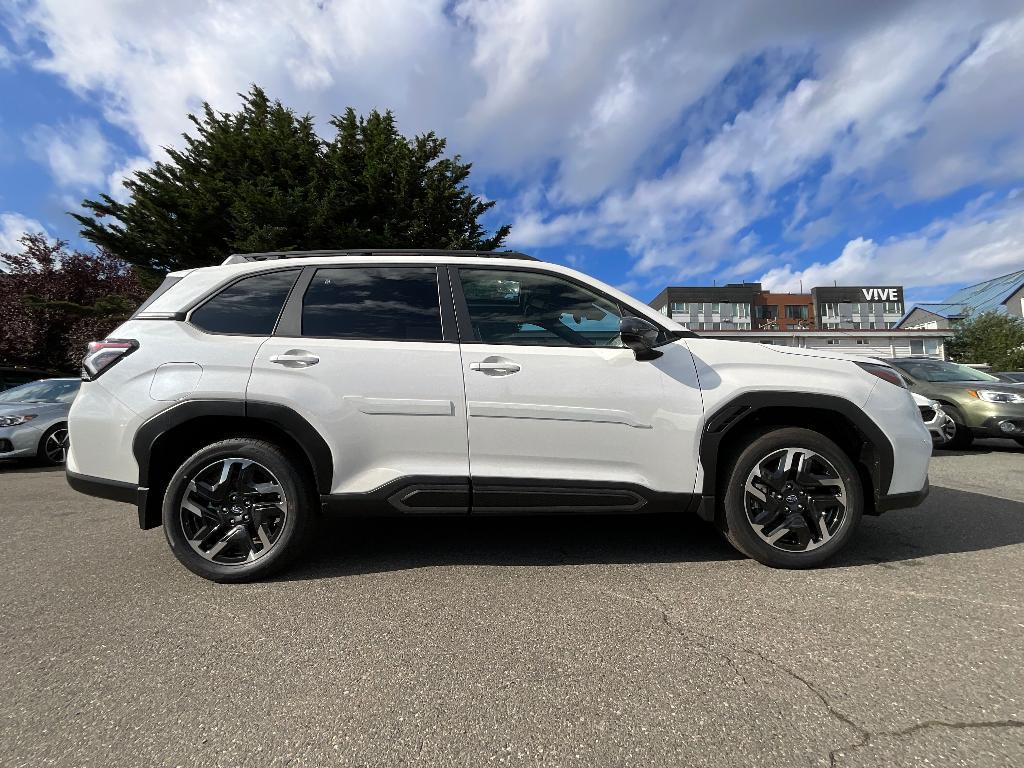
321;476;697;517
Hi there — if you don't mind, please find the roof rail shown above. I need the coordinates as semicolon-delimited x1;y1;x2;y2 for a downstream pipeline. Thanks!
222;248;537;265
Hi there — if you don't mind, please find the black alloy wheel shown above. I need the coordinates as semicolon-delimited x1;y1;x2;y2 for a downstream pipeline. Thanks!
722;427;863;568
163;438;314;582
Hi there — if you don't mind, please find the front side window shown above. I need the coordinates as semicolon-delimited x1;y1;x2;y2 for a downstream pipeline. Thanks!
458;269;636;347
191;270;298;335
302;267;443;341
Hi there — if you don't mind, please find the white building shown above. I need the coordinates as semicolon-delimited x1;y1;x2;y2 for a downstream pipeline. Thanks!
699;329;950;359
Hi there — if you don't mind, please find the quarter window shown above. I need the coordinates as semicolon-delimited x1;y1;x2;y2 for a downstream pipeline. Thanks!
301;267;443;341
458;269;635;347
191;270;298;335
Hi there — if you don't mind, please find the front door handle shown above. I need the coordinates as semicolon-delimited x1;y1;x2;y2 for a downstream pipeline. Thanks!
469;360;521;375
269;350;320;367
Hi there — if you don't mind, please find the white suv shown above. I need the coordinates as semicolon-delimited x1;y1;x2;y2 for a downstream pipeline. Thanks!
67;250;931;581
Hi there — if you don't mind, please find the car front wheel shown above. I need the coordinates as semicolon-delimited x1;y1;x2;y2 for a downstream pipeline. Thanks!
722;427;863;569
162;438;315;582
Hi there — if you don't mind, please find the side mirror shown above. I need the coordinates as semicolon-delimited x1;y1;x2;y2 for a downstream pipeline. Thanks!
619;316;663;361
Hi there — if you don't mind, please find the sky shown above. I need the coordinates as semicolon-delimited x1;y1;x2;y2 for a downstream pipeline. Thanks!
1;0;1023;307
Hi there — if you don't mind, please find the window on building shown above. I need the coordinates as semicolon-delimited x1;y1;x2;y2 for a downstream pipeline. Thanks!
736;322;751;330
785;305;809;319
735;303;751;319
851;303;863;314
702;321;721;331
883;301;902;314
856;339;869;345
191;269;298;335
910;339;925;355
457;268;633;347
711;302;721;315
887;321;898;329
826;339;840;345
822;302;838;318
924;338;940;355
671;301;689;314
657;305;668;316
302;267;443;341
851;322;863;330
757;305;778;320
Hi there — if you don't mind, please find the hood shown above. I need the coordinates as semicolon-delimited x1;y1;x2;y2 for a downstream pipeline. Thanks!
0;401;69;418
762;344;872;364
924;380;1023;395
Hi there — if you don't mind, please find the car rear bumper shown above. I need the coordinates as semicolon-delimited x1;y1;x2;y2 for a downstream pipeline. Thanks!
875;476;929;512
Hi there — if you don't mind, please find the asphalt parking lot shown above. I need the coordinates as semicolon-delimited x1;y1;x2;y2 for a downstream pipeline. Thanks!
1;442;1022;767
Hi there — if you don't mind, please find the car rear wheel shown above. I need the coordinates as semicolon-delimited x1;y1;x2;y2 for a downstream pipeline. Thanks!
37;423;69;465
722;427;863;569
162;438;315;582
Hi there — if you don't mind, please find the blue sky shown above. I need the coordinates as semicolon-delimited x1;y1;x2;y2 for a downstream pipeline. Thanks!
1;1;1023;307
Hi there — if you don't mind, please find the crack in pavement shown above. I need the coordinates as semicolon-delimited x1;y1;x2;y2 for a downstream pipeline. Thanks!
631;567;1024;767
829;719;1024;766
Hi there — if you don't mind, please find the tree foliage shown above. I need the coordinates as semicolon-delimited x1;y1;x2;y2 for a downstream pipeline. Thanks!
74;87;510;278
0;234;146;371
947;311;1024;370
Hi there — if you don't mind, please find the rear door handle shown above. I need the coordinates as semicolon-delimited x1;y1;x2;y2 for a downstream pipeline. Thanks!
269;351;320;367
469;361;521;375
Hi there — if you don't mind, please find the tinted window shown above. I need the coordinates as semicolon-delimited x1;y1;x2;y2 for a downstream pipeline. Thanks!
458;269;629;347
302;267;443;341
190;270;298;335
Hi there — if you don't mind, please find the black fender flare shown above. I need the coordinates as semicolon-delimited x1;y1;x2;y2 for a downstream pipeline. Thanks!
132;399;334;495
696;391;894;522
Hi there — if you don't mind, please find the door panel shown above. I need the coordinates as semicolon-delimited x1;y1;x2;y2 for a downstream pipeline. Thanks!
460;343;701;493
250;339;469;494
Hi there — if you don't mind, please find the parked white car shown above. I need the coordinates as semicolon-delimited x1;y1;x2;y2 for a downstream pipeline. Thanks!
912;392;956;448
66;250;932;581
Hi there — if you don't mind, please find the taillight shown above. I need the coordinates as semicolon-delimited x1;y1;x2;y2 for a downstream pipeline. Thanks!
855;361;906;388
82;339;138;380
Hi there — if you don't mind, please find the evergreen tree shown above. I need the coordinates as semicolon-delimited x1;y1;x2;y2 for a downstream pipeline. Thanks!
74;87;510;278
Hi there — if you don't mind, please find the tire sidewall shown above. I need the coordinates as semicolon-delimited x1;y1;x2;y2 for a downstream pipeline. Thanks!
723;427;863;569
162;439;312;582
939;404;973;449
37;423;68;466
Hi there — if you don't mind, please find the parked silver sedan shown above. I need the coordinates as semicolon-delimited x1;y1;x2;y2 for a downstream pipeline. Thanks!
0;378;80;465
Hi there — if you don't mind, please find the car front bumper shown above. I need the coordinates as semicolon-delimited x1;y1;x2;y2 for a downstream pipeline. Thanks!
0;423;43;459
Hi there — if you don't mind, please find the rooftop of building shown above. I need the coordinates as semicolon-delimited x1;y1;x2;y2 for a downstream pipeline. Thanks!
901;268;1024;321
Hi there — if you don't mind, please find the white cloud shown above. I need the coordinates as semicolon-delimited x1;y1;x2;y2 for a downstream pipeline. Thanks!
27;118;112;188
0;212;48;256
0;44;14;69
760;194;1024;292
105;155;150;204
8;0;1024;292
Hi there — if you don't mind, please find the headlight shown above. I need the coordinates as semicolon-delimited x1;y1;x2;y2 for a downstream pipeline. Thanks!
0;414;38;427
969;389;1024;404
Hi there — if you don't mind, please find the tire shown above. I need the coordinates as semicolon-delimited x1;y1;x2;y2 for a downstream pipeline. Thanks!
37;423;69;465
940;405;974;450
722;427;863;569
162;438;316;582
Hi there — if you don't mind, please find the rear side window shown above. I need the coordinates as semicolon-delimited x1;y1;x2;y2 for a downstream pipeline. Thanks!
131;275;182;317
190;270;298;335
301;267;443;341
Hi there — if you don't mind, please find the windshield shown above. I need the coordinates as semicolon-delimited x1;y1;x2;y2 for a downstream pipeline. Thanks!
0;379;80;403
892;360;1000;383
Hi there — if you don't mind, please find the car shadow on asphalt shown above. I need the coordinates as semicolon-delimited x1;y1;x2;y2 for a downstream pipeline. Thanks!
277;485;1024;581
933;438;1023;457
0;461;63;474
